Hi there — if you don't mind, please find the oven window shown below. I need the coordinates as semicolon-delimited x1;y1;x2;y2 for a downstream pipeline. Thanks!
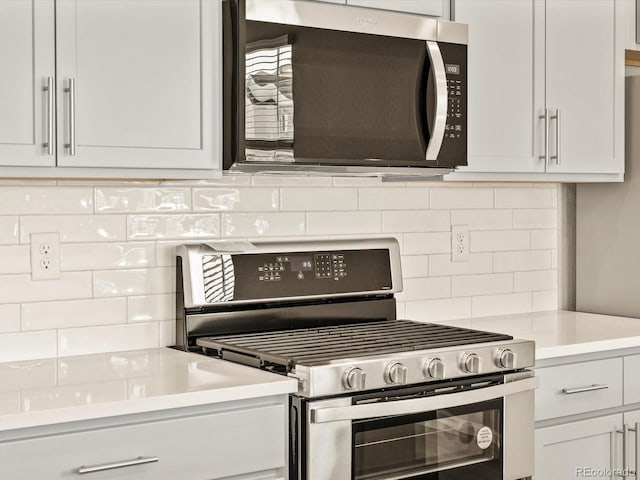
352;399;502;480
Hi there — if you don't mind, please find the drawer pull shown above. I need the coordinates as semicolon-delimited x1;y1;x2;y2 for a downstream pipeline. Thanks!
77;456;158;475
561;384;609;395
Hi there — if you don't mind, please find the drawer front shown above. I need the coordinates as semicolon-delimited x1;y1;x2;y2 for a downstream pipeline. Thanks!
535;358;623;421
625;355;640;405
0;403;286;480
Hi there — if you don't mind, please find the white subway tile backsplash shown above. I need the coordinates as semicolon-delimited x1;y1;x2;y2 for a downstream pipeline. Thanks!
451;209;512;230
533;290;559;311
93;267;174;297
281;188;358;211
128;214;220;240
471;230;530;252
514;270;557;292
60;242;155;271
494;250;552;272
429;253;493;277
396;277;450;302
403;232;451;255
307;212;380;235
251;175;332;187
159;320;176;347
452;273;513;297
0;273;92;304
0;304;20;333
531;229;558;249
95;188;190;213
0;180;559;361
430;188;493;209
514;209;557;229
0;245;30;274
472;292;532;317
0;330;57;362
58;322;160;357
495;188;555;208
128;294;175;323
223;212;305;237
0;216;19;244
193;187;279;212
405;297;472;323
20;215;127;243
22;298;126;330
359;188;429;210
0;187;93;215
400;256;429;278
382;211;450;233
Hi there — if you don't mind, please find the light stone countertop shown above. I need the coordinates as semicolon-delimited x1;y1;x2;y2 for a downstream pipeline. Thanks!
0;347;297;433
433;310;640;361
3;310;640;432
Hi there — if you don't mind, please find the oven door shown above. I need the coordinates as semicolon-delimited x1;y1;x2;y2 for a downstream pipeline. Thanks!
224;0;467;175
304;371;536;480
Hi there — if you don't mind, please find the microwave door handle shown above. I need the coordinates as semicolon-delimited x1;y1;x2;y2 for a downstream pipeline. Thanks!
425;41;448;162
310;376;538;424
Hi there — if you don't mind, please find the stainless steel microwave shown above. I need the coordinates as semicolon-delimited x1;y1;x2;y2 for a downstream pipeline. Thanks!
222;0;468;177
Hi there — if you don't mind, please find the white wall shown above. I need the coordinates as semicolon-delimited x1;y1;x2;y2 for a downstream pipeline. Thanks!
0;176;559;361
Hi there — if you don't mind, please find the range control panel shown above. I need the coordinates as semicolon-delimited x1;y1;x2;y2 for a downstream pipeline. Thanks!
203;248;393;302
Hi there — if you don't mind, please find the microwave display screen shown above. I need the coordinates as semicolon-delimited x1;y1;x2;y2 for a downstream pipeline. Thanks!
446;64;461;75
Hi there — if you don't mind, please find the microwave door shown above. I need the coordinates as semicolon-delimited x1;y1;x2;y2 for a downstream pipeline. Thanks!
425;41;448;162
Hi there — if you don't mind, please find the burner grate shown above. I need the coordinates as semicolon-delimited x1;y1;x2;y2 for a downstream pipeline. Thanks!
196;319;513;370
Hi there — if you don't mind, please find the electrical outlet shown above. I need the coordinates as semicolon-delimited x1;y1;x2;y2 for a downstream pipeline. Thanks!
451;225;469;262
30;232;60;280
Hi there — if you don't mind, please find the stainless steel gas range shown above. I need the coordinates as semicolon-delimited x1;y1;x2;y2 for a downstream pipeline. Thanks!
175;238;536;480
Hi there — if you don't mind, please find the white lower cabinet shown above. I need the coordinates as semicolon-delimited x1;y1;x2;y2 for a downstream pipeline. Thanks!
0;401;287;480
535;415;622;479
535;350;640;479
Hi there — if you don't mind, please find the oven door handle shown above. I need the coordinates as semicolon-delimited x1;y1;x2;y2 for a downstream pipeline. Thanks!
310;376;538;424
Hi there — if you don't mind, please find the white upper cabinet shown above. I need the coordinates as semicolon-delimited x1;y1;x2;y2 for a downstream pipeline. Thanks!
453;0;543;174
0;1;55;167
544;0;623;175
449;0;625;182
0;0;221;179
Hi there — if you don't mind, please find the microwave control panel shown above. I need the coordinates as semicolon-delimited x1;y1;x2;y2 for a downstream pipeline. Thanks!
438;42;467;167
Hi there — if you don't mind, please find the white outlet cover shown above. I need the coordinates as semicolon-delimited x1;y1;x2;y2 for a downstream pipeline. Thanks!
30;232;61;281
451;225;470;263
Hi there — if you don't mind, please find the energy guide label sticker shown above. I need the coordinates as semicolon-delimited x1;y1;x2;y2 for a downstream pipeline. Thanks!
476;426;493;450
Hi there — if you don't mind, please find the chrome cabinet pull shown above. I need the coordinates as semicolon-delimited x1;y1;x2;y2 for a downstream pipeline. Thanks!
550;108;560;165
425;41;447;162
561;384;609;395
77;456;158;475
539;109;549;164
65;78;76;156
635;422;639;480
42;76;54;155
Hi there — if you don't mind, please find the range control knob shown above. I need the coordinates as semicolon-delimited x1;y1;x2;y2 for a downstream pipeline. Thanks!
385;362;408;385
343;367;366;390
461;352;481;374
423;357;445;380
496;348;516;369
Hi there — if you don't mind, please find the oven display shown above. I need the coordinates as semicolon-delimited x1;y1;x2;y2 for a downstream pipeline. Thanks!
289;256;313;272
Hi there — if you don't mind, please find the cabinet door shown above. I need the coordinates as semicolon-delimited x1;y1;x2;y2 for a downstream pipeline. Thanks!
0;0;55;167
545;0;624;174
452;0;544;173
624;410;640;479
535;415;622;479
55;0;220;173
347;0;446;18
